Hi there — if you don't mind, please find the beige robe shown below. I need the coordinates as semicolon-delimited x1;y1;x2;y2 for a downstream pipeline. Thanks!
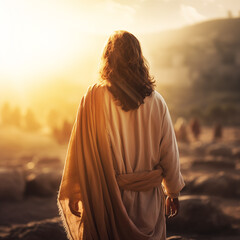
58;83;185;240
104;85;185;239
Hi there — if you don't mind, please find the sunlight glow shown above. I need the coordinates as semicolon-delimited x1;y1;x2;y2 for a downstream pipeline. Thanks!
0;0;236;94
0;0;91;87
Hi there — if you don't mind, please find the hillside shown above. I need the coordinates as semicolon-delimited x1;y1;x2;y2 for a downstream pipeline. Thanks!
143;18;240;125
144;18;240;48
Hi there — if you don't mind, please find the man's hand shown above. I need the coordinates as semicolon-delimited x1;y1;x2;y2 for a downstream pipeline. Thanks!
69;199;81;217
165;196;179;218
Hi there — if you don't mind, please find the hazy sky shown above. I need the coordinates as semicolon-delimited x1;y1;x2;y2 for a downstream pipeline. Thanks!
1;0;236;33
66;0;239;33
0;0;239;95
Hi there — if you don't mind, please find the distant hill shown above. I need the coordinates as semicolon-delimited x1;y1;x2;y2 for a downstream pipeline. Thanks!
144;18;240;47
143;18;240;125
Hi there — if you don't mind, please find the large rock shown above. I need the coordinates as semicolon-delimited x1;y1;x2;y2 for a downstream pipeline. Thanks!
0;168;25;200
182;172;240;198
191;156;236;170
0;196;59;226
25;170;62;197
191;142;212;157
206;144;232;157
167;195;232;234
1;217;67;240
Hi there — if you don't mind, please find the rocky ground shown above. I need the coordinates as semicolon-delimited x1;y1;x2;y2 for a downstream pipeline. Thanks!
0;126;239;239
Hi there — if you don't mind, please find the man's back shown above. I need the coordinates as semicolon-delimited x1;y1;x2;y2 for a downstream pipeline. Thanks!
102;85;184;239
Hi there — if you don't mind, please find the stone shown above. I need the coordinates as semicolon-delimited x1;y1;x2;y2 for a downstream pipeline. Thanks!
167;195;232;234
0;168;25;201
1;217;67;240
191;156;236;170
191;142;210;156
206;144;232;157
25;170;62;197
182;172;240;198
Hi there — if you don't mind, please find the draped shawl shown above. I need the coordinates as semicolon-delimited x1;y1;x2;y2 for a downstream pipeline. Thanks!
57;83;166;240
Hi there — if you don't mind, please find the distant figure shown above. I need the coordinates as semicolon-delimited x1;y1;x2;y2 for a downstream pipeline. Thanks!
174;117;189;142
58;30;185;240
213;123;223;140
190;118;201;140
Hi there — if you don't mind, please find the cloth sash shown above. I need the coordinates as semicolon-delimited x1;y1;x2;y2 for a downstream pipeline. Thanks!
116;168;163;192
57;83;164;240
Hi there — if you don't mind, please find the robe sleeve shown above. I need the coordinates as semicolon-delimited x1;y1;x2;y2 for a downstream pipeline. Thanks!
159;102;185;198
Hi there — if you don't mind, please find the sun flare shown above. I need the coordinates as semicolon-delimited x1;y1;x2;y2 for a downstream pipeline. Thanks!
0;0;92;88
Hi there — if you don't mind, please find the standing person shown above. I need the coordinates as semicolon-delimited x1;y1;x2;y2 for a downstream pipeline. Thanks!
58;30;185;240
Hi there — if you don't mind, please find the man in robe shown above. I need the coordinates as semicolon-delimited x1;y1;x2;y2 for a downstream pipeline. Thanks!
58;30;185;240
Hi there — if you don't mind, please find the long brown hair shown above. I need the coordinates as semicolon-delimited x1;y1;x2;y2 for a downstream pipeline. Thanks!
99;30;155;111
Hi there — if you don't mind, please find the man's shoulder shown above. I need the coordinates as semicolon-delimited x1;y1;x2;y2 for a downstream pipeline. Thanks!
82;82;108;104
152;90;167;109
86;82;107;94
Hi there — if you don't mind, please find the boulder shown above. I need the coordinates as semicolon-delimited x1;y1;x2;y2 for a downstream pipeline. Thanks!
0;168;25;201
167;195;232;234
191;142;211;156
0;196;59;226
206;144;232;157
25;170;62;197
182;172;240;198
191;156;236;170
1;217;67;240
